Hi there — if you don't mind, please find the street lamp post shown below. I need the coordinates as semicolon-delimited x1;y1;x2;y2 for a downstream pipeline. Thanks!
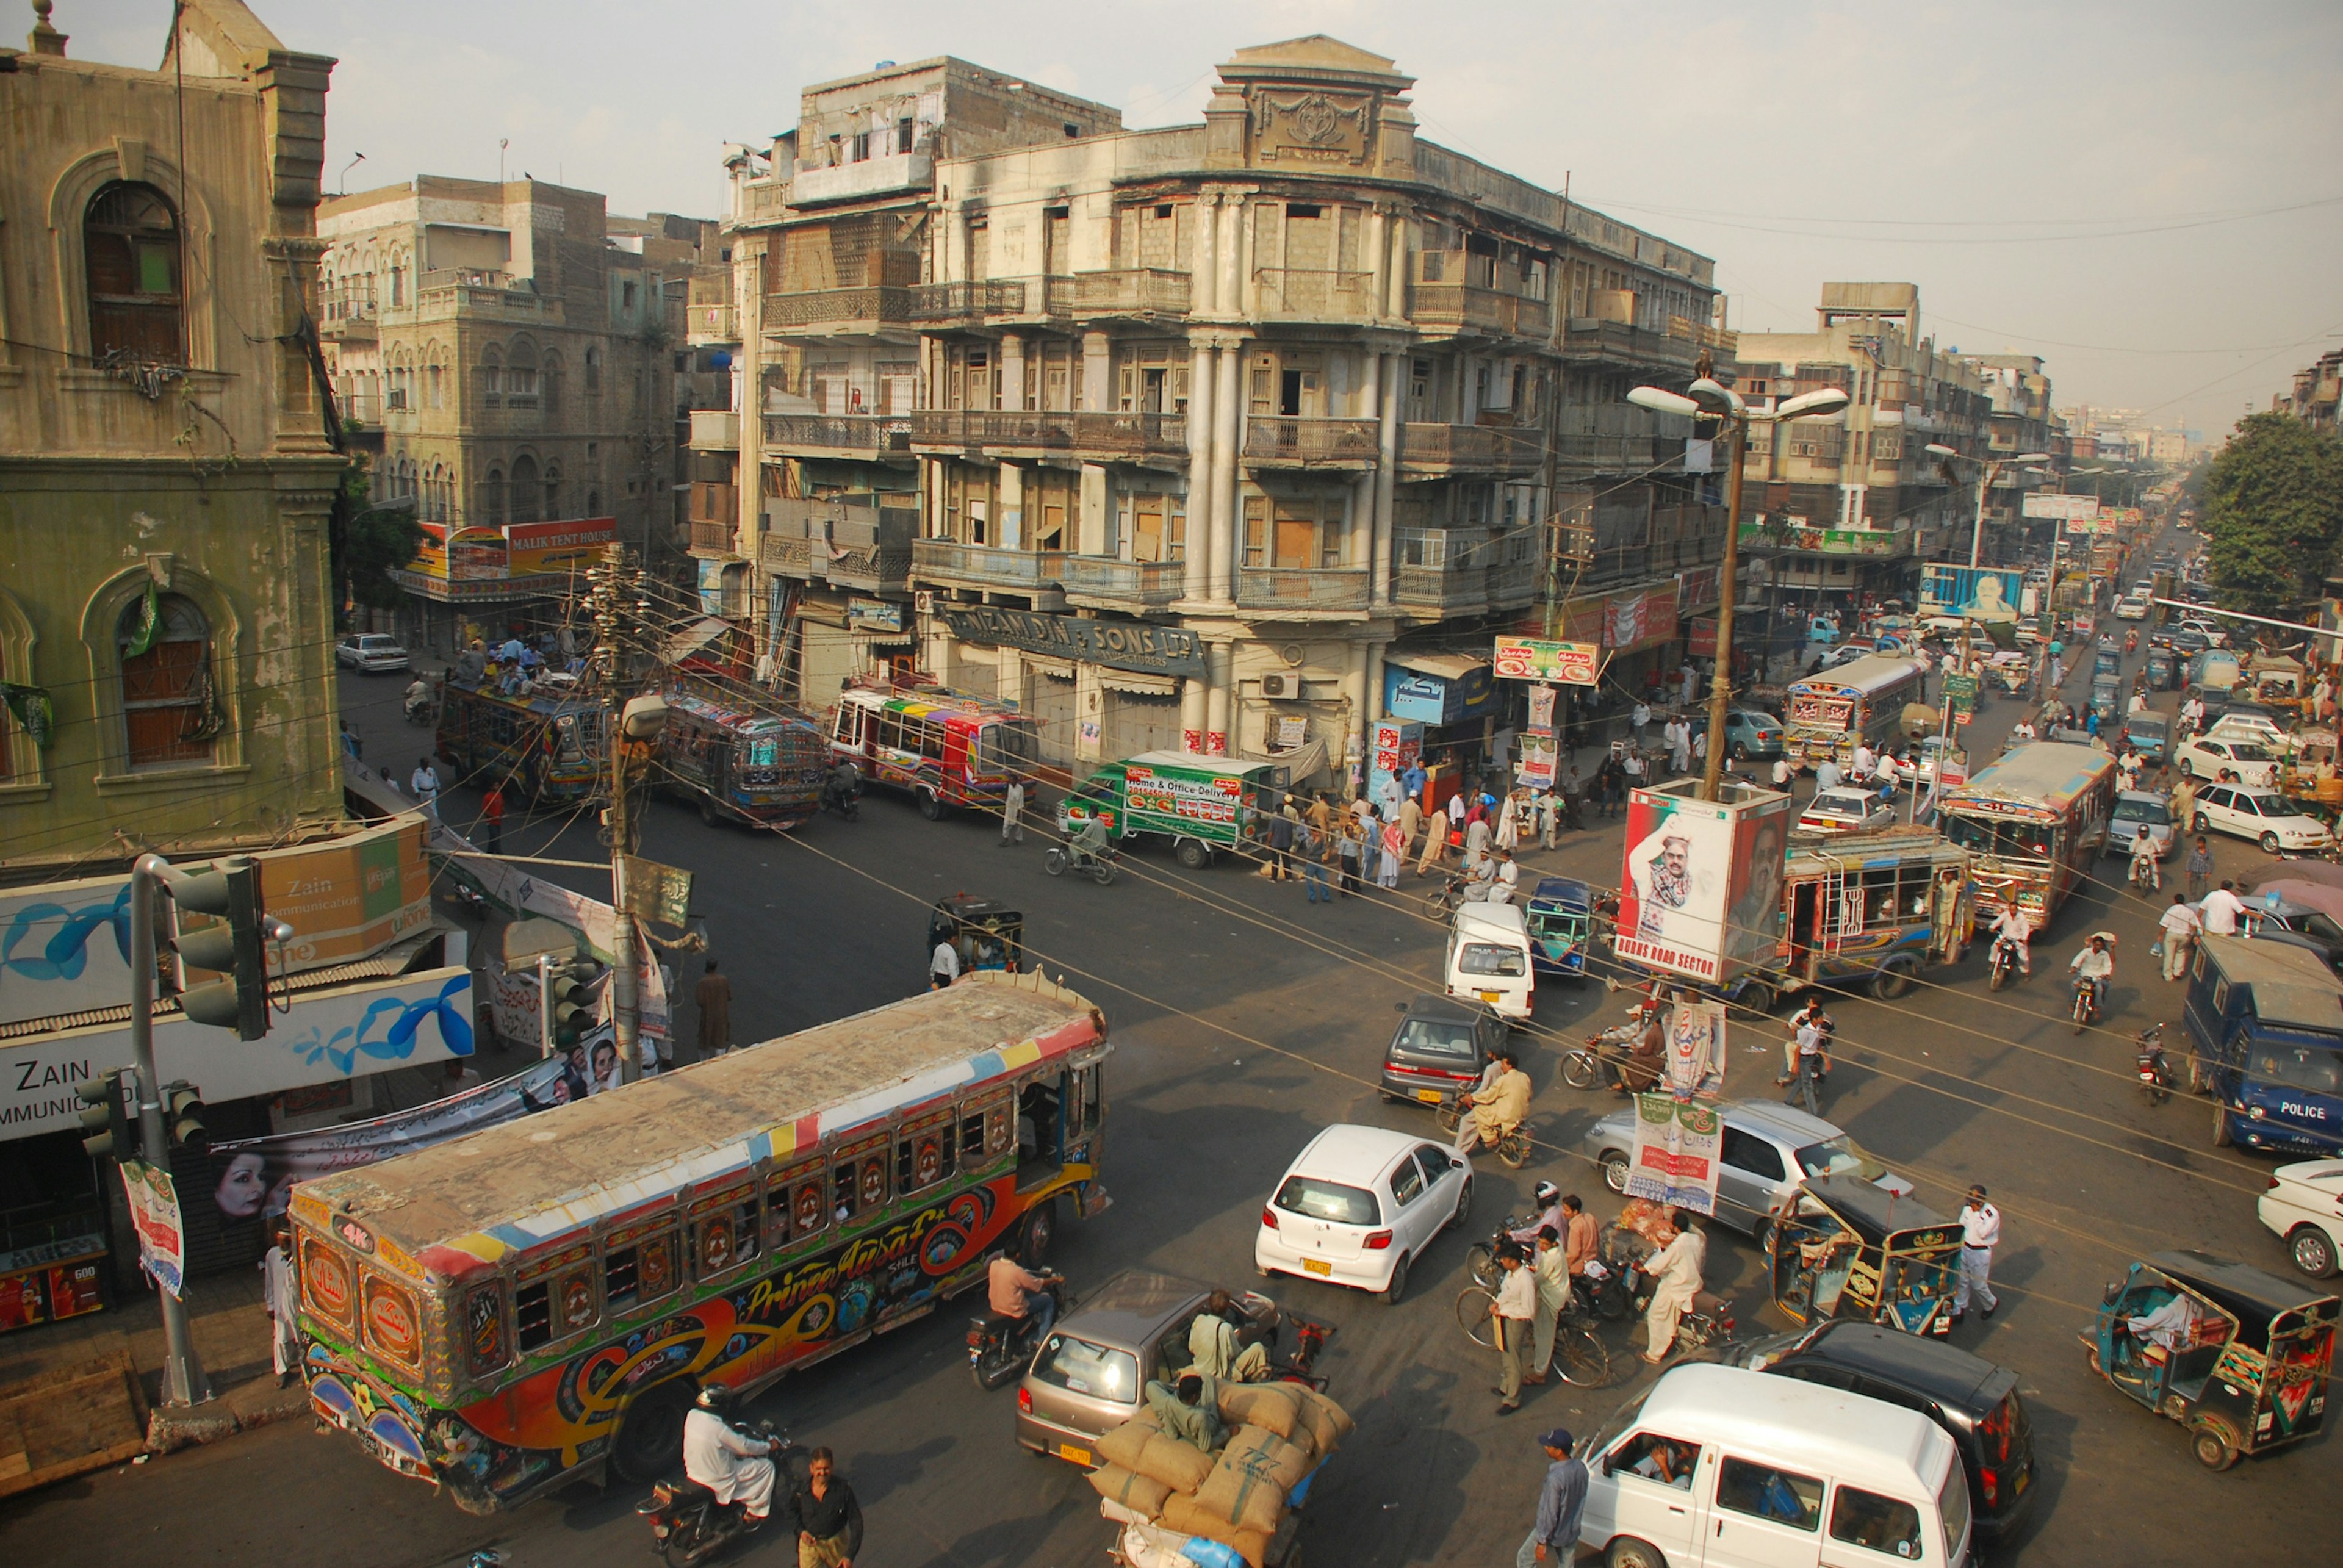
1629;379;1851;800
1924;444;2053;570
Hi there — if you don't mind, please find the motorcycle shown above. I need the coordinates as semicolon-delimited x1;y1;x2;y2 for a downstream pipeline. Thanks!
2136;1022;2178;1106
1567;1005;1650;1090
2129;849;2162;894
636;1420;800;1568
820;775;861;822
1433;1102;1530;1169
403;694;436;726
1043;843;1118;886
966;1275;1067;1389
1987;932;2023;992
2071;974;2104;1034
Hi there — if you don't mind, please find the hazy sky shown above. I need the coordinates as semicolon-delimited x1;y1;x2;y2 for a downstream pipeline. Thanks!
81;0;2343;437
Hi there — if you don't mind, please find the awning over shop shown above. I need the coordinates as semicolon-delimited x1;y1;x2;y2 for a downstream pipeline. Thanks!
663;617;733;663
1251;736;1330;786
1100;669;1179;696
1383;650;1491;682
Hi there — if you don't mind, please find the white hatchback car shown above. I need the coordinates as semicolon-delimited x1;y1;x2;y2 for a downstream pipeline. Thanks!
1255;1124;1471;1306
2189;783;2335;855
2173;734;2278;788
1797;785;1894;835
2258;1159;2343;1278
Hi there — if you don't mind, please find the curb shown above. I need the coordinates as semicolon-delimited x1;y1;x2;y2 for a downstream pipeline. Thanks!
145;1382;311;1455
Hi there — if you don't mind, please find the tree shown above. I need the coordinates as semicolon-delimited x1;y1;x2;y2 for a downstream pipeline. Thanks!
2202;411;2343;614
330;456;424;619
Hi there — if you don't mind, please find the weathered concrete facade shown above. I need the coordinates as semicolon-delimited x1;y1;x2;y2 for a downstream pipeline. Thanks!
0;1;348;872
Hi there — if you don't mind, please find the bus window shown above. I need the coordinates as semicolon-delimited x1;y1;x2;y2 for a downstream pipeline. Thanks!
981;720;1038;779
605;1227;680;1311
959;1106;989;1163
1018;1077;1065;1161
695;1193;761;1278
768;1165;826;1248
896;1118;957;1195
832;1161;858;1223
1078;1065;1104;1132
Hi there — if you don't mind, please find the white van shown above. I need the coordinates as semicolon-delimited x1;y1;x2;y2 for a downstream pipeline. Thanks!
1445;903;1534;1021
1578;1362;1972;1568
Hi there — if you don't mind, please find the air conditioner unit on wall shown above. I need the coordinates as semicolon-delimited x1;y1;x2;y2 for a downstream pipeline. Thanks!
915;591;935;616
1261;672;1299;700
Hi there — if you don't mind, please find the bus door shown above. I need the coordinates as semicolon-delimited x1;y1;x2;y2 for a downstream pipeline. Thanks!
943;717;976;789
1788;879;1821;979
1015;1071;1067;1187
831;700;868;762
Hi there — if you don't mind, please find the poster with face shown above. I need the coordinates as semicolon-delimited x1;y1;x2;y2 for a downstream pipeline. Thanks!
1614;783;1794;986
1665;997;1727;1100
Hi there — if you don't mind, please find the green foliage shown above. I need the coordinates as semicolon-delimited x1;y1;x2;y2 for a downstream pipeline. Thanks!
331;456;425;615
2202;412;2343;614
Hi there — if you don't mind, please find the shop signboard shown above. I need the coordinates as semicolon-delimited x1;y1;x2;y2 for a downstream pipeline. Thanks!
1366;721;1423;810
0;1231;107;1333
504;516;614;577
1492;636;1600;686
120;1160;188;1298
1623;1095;1724;1216
941;606;1207;678
1613;779;1793;985
447;527;509;583
1383;661;1497;725
2022;493;2101;522
846;597;905;635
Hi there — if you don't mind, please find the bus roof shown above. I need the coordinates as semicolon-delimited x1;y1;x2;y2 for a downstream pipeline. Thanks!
1942;741;2115;815
1785;826;1964;874
843;682;1027;724
664;689;822;737
444;675;600;716
1788;654;1925;698
297;973;1103;1276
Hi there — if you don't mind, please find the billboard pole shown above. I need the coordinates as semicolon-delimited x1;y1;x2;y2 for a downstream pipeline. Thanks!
127;859;213;1409
1700;408;1749;804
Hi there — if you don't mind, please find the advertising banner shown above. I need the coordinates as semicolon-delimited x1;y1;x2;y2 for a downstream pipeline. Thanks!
1613;781;1793;985
2022;493;2100;522
1366;721;1422;811
121;1160;188;1298
1492;636;1601;686
1920;566;2024;623
504;516;615;577
1527;685;1557;730
207;1057;572;1227
1126;763;1243;830
411;522;450;577
1516;728;1559;790
447;527;509;583
1665;997;1727;1099
1623;1095;1724;1215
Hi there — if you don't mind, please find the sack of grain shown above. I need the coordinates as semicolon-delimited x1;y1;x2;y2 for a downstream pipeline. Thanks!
1086;1463;1173;1519
1158;1492;1274;1568
1127;1430;1216;1495
1190;1425;1314;1536
1290;1386;1353;1454
1216;1381;1305;1444
1095;1408;1161;1472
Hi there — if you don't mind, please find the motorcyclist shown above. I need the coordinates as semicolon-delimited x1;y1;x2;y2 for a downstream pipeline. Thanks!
1990;904;2034;978
823;757;860;812
2070;933;2115;1018
1067;811;1112;870
403;675;433;720
2128;824;2161;892
1454;1046;1530;1154
1509;1179;1567;1248
681;1385;776;1527
1466;847;1521;905
986;1251;1062;1342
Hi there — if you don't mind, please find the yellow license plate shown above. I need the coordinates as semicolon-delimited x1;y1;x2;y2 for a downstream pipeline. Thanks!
1303;1258;1333;1276
1479;991;1503;1004
2012;1466;2029;1496
1415;1088;1444;1103
1057;1443;1093;1466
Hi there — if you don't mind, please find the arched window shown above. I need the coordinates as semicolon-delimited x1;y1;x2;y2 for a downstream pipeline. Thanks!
482;465;508;526
541;349;564;416
509;454;541;524
542;461;563;520
481;345;503;408
87;182;184;362
426;354;445;411
426;462;450;522
506;339;540;406
586;487;602;515
389;250;408;309
584;345;602;396
118;592;215;769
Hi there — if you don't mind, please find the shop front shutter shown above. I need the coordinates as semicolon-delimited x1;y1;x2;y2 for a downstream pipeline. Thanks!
1098;688;1181;762
1024;666;1078;766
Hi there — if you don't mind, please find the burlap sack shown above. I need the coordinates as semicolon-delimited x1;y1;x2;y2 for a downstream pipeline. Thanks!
1087;1462;1173;1519
1190;1425;1312;1536
1128;1430;1215;1495
1095;1408;1160;1472
1158;1492;1274;1568
1290;1386;1353;1453
1216;1381;1304;1444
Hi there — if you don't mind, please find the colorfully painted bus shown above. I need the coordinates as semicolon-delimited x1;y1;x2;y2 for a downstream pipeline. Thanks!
292;973;1110;1512
1934;741;2117;930
435;674;605;804
657;685;829;829
1784;655;1926;771
827;680;1042;820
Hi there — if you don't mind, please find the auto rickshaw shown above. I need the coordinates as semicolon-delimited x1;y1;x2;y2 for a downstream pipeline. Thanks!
1525;876;1594;981
2145;647;2178;692
2094;645;2122;679
2082;1250;2338;1470
1765;1176;1960;1339
927;894;1024;976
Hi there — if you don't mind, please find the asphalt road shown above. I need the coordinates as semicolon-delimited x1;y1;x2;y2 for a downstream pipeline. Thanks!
4;547;2334;1568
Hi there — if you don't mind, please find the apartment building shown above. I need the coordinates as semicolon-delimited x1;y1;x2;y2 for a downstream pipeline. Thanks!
2276;349;2341;433
695;37;1732;779
1731;284;1994;603
317;180;706;651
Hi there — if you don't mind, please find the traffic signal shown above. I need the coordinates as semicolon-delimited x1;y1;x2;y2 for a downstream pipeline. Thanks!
162;1081;209;1152
170;857;273;1041
77;1068;138;1162
544;958;597;1050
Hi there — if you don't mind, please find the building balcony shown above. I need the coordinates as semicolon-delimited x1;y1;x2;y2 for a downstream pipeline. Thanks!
689;520;738;556
907;279;1028;325
1057;555;1187;609
1251;268;1378;323
1559;318;1695;369
1550;431;1678;477
760;286;916;336
910;408;1188;462
1738;520;1915;558
1391;530;1543;615
1397;422;1541;475
912;539;1067;596
1068;268;1192;320
1412;282;1552;341
788;148;934;206
761;413;913;459
1243;415;1378;469
689;409;739;451
765;496;916;592
685;302;737;344
1233;566;1371;614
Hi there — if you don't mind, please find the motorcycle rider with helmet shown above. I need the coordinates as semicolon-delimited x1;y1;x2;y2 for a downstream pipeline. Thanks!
2129;824;2162;893
1508;1180;1567;1248
681;1384;777;1528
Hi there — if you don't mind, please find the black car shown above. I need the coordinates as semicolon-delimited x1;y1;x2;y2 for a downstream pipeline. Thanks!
1378;993;1506;1110
1730;1320;2039;1542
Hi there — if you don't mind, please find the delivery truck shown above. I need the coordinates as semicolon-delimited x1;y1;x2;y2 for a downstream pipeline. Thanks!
1057;752;1287;868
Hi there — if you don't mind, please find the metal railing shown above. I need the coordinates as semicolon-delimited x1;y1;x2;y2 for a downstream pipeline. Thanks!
1056;556;1187;606
1252;268;1377;322
1234;567;1371;611
763;533;913;591
1070;269;1192;317
689;520;736;555
1243;415;1378;466
761;286;916;330
911;539;1067;591
911;408;1188;458
1398;422;1542;472
761;414;912;454
908;279;1028;323
1412;282;1552;339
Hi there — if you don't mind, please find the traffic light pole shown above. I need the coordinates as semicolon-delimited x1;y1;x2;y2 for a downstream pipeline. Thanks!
129;855;213;1409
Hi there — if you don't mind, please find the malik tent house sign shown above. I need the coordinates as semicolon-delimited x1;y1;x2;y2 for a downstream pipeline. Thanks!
1611;778;1794;987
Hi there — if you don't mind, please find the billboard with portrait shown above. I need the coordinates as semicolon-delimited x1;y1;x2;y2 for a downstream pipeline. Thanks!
1613;780;1793;985
1920;566;2024;624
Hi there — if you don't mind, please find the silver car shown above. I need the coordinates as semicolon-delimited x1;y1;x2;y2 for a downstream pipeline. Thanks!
1579;1099;1913;1236
336;633;410;672
2102;790;2174;860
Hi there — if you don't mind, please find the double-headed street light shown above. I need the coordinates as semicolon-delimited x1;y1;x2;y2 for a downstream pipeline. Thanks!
1626;377;1851;800
1924;443;2053;569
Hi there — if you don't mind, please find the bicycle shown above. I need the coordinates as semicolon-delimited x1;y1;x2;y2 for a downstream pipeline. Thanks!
1454;1284;1610;1387
1433;1104;1528;1168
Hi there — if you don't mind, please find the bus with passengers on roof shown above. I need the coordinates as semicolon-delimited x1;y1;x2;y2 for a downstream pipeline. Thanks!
1933;741;2117;932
